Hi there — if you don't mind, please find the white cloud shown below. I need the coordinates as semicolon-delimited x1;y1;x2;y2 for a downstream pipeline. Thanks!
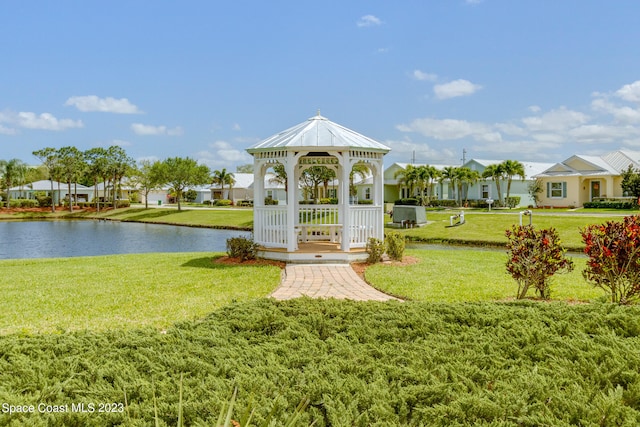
65;95;142;114
397;117;493;141
522;107;589;132
433;79;482;99
131;123;183;136
357;15;382;27
592;98;640;123
412;70;438;82
196;140;252;169
615;80;640;103
528;105;541;113
0;111;83;131
232;123;241;131
0;124;17;135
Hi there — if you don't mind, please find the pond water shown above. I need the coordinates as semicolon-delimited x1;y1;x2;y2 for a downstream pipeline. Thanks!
0;220;251;260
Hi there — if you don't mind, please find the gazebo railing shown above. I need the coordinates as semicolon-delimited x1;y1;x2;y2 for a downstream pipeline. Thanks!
254;206;288;248
297;205;340;242
349;205;383;248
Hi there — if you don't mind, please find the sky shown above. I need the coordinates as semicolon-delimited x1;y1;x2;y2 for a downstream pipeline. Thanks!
2;0;640;171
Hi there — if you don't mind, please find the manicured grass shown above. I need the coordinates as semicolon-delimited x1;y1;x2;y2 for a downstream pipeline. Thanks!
0;252;280;334
393;211;628;250
365;249;605;302
0;207;255;229
0;299;639;426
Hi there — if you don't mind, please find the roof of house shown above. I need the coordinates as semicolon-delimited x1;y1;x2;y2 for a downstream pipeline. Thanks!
246;113;390;153
464;159;555;178
535;150;640;178
10;180;91;191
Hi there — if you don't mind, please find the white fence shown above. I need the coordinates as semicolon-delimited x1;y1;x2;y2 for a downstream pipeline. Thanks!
255;204;382;249
349;205;382;248
254;206;288;248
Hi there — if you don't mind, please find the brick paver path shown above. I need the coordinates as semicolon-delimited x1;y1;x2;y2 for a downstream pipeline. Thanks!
270;264;401;301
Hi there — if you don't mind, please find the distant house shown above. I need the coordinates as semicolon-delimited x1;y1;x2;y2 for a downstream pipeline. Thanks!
382;162;455;202
9;180;91;204
464;159;554;207
534;150;640;207
210;173;287;205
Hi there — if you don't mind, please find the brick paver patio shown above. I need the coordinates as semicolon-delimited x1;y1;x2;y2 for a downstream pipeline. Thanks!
270;264;401;301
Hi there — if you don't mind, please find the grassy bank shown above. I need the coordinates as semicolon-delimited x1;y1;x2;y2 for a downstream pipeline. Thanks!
393;211;624;250
0;252;280;334
0;207;254;230
0;298;639;426
365;249;604;302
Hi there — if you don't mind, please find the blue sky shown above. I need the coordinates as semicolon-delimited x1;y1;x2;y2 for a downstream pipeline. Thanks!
2;0;640;171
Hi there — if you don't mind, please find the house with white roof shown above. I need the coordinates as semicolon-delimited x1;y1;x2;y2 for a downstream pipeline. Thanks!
464;159;554;207
533;150;640;207
9;180;92;205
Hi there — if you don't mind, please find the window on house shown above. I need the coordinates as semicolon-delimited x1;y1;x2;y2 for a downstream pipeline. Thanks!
327;189;337;198
365;188;371;200
266;190;273;199
549;182;566;198
481;184;489;199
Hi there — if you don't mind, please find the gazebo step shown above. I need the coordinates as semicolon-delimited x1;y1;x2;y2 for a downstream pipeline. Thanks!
257;249;367;264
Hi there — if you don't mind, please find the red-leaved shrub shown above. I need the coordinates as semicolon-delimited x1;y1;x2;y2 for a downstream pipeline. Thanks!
505;225;574;299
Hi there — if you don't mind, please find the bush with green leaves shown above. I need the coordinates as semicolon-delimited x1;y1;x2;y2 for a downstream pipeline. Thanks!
505;225;574;299
505;196;521;208
215;199;233;206
226;235;259;261
366;237;384;263
385;231;405;261
581;215;640;304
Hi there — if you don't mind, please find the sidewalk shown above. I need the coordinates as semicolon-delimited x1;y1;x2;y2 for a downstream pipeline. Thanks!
270;264;401;302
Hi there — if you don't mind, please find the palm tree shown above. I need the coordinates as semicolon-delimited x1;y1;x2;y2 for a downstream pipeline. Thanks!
440;166;458;204
501;160;526;208
33;148;59;212
394;165;420;199
0;158;28;209
268;163;287;194
347;162;370;201
212;168;236;200
482;163;506;206
459;168;481;205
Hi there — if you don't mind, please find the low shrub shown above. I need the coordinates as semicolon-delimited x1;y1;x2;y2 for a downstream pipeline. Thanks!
583;201;637;209
429;199;458;208
505;196;521;208
34;192;52;207
357;199;374;205
394;198;419;206
366;237;384;263
215;199;233;207
505;225;574;299
226;236;258;262
581;215;640;304
319;198;338;205
385;231;405;261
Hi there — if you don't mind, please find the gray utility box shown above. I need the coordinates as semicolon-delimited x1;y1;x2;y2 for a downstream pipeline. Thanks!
392;206;427;225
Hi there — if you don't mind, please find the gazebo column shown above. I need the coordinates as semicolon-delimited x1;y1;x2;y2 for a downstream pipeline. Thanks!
340;153;351;252
285;152;297;252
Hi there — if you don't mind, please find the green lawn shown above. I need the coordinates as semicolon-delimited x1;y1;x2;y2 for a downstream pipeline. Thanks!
393;211;628;250
365;249;605;302
0;252;280;334
0;207;254;229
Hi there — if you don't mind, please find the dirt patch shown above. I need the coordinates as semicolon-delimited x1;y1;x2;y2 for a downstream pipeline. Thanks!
214;256;286;269
351;255;420;280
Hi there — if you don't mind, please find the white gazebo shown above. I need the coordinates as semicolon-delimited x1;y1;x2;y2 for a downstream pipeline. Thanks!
246;113;390;262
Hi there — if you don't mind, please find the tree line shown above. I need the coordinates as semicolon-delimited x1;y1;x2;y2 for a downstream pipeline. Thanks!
0;146;236;212
394;160;527;207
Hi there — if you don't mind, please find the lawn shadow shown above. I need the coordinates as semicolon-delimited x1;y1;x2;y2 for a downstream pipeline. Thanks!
116;209;187;221
181;255;284;270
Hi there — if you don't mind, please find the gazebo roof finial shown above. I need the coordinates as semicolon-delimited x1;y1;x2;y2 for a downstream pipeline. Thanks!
317;109;321;117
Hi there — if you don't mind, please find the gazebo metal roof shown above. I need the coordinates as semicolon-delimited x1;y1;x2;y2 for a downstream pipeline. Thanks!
246;113;390;153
